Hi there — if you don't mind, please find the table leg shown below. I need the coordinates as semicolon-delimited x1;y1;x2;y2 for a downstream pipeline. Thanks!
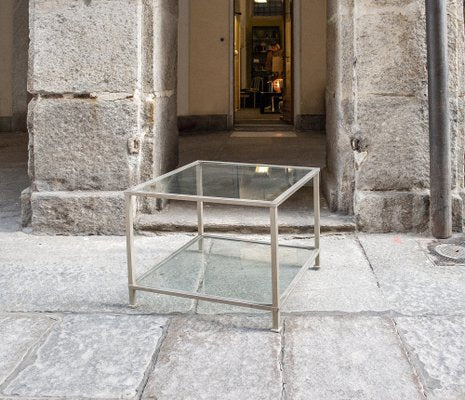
196;164;204;251
126;193;136;306
313;172;321;267
197;201;204;250
197;201;204;234
270;206;281;332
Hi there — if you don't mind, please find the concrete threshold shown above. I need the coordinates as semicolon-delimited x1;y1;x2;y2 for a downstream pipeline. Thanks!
233;123;295;131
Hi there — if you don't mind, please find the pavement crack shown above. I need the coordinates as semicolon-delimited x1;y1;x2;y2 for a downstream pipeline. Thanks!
136;317;172;400
6;309;465;320
388;318;429;399
279;319;287;400
0;314;60;392
355;234;382;289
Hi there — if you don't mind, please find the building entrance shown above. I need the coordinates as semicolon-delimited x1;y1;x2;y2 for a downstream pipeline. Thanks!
233;0;293;127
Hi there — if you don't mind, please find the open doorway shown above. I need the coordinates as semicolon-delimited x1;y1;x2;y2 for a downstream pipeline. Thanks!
233;0;293;127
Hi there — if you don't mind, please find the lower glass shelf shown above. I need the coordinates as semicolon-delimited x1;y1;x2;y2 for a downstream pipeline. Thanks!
135;235;317;307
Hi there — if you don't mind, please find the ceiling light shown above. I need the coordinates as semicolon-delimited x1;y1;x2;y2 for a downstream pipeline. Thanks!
255;166;270;174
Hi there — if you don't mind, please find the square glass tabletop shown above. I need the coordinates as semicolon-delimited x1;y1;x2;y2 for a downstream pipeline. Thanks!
127;161;319;206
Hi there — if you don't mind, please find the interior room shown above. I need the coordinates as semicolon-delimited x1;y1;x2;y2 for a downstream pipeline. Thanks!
234;0;292;126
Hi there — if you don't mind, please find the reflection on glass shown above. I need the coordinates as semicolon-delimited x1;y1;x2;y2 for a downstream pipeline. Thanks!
137;162;315;203
138;237;312;304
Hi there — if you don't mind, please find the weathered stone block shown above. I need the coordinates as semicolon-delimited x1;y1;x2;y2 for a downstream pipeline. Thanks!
396;316;465;400
355;190;430;232
356;96;429;191
451;97;465;190
20;186;32;227
31;98;139;191
324;89;356;213
324;4;356;215
452;190;464;232
152;0;178;92
355;2;426;96
143;316;282;400
446;0;465;96
0;314;55;386
31;191;125;235
284;316;424;399
4;314;167;399
359;233;465;314
326;14;355;99
29;0;140;93
152;94;178;176
327;0;354;21
282;235;388;313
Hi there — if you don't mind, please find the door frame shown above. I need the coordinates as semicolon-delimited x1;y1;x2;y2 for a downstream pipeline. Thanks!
230;0;299;127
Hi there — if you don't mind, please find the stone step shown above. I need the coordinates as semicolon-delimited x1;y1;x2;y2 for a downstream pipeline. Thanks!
135;200;355;234
234;123;294;131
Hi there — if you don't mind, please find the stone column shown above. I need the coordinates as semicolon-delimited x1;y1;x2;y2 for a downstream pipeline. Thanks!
152;0;179;178
324;0;356;215
325;0;465;232
26;0;178;234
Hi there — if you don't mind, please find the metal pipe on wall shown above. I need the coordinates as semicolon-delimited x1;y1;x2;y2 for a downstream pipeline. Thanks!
425;0;452;238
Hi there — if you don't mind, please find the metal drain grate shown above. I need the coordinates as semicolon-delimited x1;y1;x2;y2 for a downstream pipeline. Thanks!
434;244;465;260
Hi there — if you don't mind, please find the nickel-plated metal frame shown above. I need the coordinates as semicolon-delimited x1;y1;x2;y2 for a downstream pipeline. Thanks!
125;160;320;332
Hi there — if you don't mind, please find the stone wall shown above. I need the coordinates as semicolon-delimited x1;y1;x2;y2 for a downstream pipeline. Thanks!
26;0;178;234
25;0;465;234
325;0;465;232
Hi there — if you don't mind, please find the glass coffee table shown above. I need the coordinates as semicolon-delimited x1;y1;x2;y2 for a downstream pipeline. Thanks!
125;160;320;331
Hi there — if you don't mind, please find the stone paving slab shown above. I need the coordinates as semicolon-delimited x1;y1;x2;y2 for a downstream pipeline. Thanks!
1;232;464;400
0;232;195;314
358;234;465;315
0;314;55;386
197;235;388;314
3;314;168;399
284;235;388;313
284;316;424;400
396;316;465;400
142;315;283;400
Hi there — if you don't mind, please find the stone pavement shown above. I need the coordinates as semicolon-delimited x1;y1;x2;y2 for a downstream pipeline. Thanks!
1;231;465;399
